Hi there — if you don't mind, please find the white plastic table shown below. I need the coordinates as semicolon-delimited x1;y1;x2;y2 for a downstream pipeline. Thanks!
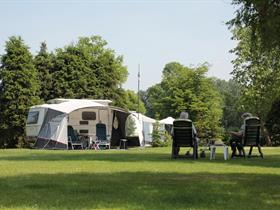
119;139;127;149
209;145;229;160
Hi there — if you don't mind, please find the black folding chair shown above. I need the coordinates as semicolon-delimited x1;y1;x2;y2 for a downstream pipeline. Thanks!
171;119;198;159
243;117;264;158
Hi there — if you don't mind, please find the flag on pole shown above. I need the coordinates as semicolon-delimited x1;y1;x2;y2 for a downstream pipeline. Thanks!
138;64;140;80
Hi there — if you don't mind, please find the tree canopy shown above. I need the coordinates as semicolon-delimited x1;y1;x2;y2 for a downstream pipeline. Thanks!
231;27;280;120
229;0;280;50
146;62;223;139
211;78;242;130
122;90;146;114
0;36;41;147
0;35;142;147
52;36;128;100
34;42;54;102
228;0;280;144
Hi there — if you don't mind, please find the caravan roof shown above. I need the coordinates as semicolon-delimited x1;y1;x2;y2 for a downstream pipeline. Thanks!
31;99;107;114
130;112;156;123
47;98;112;106
159;117;175;125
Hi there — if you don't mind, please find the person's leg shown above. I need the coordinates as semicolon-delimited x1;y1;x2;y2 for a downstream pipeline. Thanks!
237;145;242;155
230;138;236;150
231;142;237;157
230;136;237;157
235;136;243;155
175;147;180;155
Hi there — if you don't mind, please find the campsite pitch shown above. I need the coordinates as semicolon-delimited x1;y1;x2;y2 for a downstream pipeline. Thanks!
0;147;279;210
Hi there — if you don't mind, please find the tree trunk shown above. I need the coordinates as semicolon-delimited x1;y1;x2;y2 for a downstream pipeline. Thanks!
260;118;272;146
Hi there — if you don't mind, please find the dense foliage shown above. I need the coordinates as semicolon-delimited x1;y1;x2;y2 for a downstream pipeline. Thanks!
229;0;280;144
266;99;280;146
52;36;128;100
230;28;280;120
121;90;146;114
0;37;41;147
0;35;136;147
229;0;280;50
146;62;223;140
34;42;54;101
151;115;171;147
212;78;242;128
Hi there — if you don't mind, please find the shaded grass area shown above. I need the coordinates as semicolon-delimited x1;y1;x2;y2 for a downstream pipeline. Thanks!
0;147;279;210
0;172;279;210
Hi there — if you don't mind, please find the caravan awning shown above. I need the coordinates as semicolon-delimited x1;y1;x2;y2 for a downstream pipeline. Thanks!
159;117;175;125
130;112;156;123
31;99;106;114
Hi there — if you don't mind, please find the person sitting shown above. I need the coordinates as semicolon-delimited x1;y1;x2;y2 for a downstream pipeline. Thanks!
174;111;199;156
229;112;252;156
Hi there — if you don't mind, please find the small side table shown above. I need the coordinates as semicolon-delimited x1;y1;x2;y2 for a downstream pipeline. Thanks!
119;139;127;150
210;145;229;160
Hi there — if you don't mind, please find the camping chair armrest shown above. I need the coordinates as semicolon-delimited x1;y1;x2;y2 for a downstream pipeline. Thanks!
77;135;86;142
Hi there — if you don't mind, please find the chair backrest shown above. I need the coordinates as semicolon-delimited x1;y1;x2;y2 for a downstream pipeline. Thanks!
68;125;78;142
243;117;261;146
96;123;107;141
172;119;194;146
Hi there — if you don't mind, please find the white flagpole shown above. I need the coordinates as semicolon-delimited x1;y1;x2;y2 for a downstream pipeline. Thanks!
138;64;140;120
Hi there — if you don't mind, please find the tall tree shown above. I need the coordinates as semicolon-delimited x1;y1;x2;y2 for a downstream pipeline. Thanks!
228;1;280;144
145;84;165;117
146;62;223;139
266;99;280;146
52;36;128;102
230;27;280;115
34;42;53;101
0;36;41;147
123;90;146;114
229;0;280;50
211;78;242;130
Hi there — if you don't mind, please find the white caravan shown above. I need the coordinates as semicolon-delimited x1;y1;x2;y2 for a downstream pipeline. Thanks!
26;99;130;149
26;99;176;149
126;112;156;146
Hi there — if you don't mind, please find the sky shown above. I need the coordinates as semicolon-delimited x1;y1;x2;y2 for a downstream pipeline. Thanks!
0;0;238;91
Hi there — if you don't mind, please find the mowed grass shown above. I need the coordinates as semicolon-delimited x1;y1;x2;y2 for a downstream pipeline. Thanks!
0;147;279;210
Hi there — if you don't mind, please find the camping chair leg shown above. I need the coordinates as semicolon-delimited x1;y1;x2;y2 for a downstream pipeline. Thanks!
248;146;253;157
68;137;74;150
171;142;179;159
171;142;175;159
193;142;198;159
192;146;195;159
231;147;236;159
258;145;264;158
242;146;246;159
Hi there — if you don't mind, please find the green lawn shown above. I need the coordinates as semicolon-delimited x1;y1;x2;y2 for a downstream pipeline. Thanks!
0;147;279;210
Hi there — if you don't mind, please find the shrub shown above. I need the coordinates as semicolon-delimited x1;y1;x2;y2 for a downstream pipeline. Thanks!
151;118;172;147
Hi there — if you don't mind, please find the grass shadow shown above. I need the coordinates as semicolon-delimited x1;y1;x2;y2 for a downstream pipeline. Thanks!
0;172;279;210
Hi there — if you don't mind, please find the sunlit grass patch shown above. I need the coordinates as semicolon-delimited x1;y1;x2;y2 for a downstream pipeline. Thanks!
0;147;279;209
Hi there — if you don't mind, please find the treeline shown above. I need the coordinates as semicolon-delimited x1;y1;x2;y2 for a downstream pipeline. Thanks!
143;62;224;141
0;36;145;147
0;35;236;148
1;26;280;147
228;0;280;145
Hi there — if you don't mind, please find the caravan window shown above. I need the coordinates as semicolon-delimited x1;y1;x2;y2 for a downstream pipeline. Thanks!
82;112;96;120
79;121;89;125
80;129;89;134
27;111;39;124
